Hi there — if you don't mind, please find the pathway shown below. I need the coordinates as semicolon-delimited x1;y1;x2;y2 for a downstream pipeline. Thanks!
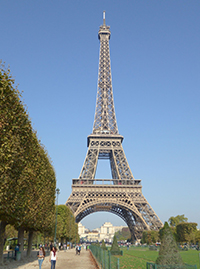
1;249;97;269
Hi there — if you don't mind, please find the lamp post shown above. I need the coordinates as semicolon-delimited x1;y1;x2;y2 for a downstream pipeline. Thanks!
54;188;60;246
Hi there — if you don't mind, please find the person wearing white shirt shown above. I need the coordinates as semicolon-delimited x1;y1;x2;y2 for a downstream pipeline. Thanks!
49;246;57;269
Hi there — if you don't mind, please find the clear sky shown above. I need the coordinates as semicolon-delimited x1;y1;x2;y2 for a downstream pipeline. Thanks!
1;1;200;230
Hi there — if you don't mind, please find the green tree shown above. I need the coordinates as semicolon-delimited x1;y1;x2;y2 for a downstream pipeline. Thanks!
195;230;200;244
156;222;183;266
55;205;79;244
13;140;56;255
150;230;159;243
101;240;107;250
0;63;35;262
141;231;148;244
110;235;121;255
176;222;197;243
4;225;18;242
168;215;188;227
115;227;131;241
0;63;56;260
56;205;68;242
141;230;159;244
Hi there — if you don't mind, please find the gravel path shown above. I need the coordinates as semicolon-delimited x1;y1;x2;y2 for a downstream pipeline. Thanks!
1;249;97;269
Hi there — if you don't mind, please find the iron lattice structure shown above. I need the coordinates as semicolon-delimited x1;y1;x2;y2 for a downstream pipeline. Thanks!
66;13;163;241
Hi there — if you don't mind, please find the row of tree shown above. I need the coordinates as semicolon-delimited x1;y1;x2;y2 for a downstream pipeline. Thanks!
4;205;79;248
0;62;57;263
141;215;200;245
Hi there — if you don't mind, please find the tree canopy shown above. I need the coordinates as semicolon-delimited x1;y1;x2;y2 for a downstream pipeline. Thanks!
141;230;159;244
115;227;131;241
168;215;188;227
176;222;197;243
56;205;79;243
0;62;56;262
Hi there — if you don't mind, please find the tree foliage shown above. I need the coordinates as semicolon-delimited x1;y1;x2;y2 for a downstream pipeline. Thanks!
0;63;34;225
141;230;159;244
115;227;131;241
176;222;197;243
5;224;18;240
156;222;183;266
56;205;79;243
195;230;200;243
0;62;56;261
168;215;188;227
110;235;121;254
101;239;107;250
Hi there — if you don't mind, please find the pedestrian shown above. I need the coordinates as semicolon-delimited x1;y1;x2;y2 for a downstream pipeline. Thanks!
49;246;57;269
14;244;19;260
37;246;45;269
75;244;78;255
78;244;81;255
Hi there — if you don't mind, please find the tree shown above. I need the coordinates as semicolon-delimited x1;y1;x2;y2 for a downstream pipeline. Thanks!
176;222;197;243
141;231;148;244
55;205;79;244
101;240;107;250
5;224;18;240
195;230;200;244
0;62;56;261
141;230;159;244
57;205;71;242
110;235;121;255
56;206;68;242
150;230;159;243
0;63;36;263
168;215;188;227
115;227;131;241
156;222;183;266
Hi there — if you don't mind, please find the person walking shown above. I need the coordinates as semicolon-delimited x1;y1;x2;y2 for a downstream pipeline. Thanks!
37;246;45;269
14;244;19;260
75;244;78;255
49;246;58;269
78;244;81;255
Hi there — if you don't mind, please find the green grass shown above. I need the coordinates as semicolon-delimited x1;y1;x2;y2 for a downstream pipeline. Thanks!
117;247;200;269
180;250;200;268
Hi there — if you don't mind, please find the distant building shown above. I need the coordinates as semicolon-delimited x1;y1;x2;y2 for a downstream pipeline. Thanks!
78;222;89;239
78;222;127;242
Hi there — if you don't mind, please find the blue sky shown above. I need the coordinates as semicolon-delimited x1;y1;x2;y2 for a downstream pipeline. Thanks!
1;1;199;230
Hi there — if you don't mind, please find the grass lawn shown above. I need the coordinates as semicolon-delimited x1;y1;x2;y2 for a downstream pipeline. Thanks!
117;247;200;269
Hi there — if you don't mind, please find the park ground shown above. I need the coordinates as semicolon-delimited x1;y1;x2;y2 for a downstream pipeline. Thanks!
1;246;199;269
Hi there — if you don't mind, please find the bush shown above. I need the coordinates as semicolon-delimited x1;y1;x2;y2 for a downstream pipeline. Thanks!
110;235;122;255
101;240;107;250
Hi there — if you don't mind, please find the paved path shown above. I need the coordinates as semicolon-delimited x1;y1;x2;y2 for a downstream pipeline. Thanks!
1;249;97;269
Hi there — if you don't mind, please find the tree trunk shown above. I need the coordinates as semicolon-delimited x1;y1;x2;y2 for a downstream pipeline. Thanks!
0;221;7;265
18;226;24;258
27;231;33;257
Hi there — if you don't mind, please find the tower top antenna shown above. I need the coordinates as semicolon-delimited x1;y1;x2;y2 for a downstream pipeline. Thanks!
103;11;106;25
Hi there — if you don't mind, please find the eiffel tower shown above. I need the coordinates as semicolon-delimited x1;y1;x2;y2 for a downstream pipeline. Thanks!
66;12;163;241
